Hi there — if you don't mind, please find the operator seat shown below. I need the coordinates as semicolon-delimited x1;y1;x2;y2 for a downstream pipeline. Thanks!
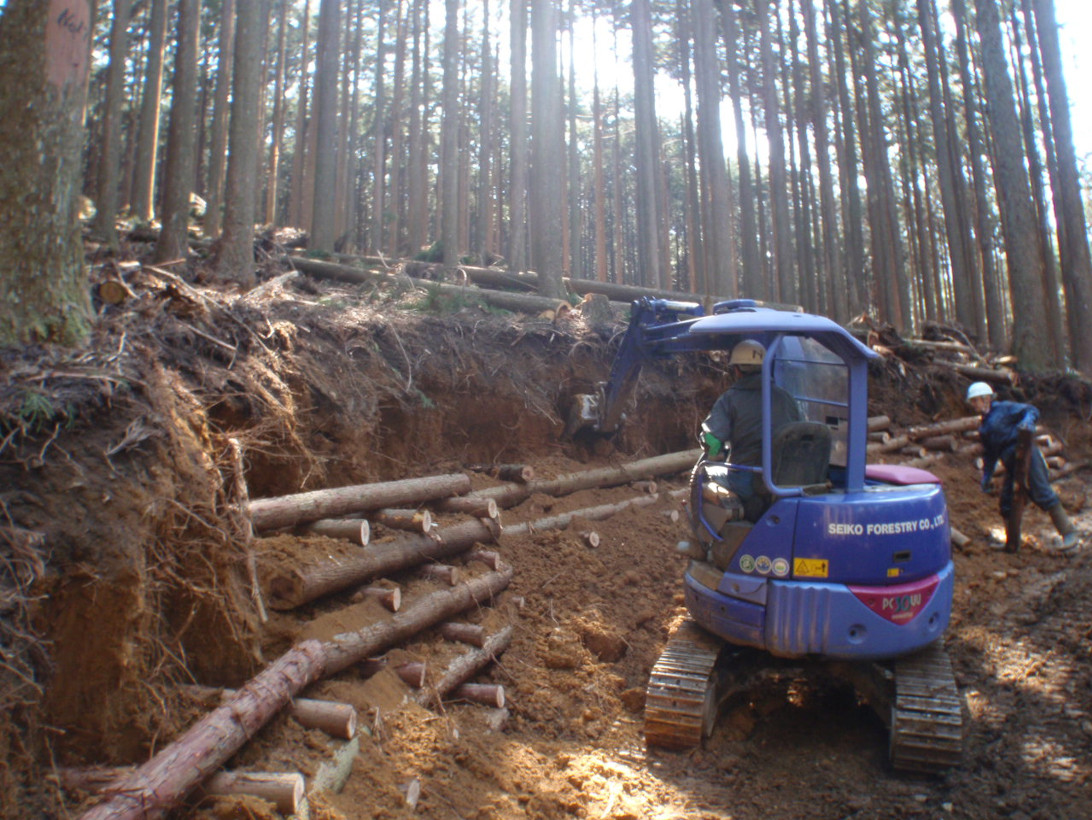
770;421;832;488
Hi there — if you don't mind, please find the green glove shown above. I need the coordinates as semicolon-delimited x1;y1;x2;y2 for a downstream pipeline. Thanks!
702;430;723;458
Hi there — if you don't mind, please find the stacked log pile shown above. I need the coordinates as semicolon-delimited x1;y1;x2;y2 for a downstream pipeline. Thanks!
73;451;697;820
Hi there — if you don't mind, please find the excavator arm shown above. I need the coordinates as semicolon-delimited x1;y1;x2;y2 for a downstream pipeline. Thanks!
564;298;708;438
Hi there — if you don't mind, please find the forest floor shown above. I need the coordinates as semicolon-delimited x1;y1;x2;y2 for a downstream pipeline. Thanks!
2;244;1091;820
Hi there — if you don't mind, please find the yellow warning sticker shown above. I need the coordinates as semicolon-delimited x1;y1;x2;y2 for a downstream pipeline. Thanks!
887;567;901;578
794;558;829;578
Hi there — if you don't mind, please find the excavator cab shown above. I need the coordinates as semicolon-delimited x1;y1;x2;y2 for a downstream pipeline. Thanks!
569;298;962;773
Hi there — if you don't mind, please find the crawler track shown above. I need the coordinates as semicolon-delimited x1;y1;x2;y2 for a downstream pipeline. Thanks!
644;620;724;749
889;645;964;773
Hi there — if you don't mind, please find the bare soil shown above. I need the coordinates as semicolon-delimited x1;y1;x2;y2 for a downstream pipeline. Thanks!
2;255;1090;820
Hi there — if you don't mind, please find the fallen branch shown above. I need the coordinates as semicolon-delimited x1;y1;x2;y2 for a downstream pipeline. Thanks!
181;685;358;739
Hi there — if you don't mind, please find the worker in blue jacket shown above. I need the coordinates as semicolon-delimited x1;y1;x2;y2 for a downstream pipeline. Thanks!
966;381;1078;550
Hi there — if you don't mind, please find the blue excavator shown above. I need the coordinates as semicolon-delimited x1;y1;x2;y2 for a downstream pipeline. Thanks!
568;298;962;773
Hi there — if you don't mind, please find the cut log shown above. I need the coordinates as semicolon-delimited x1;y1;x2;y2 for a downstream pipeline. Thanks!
466;463;535;483
903;453;943;470
867;415;891;431
395;662;427;688
919;435;957;452
400;778;422;810
903;416;981;441
949;363;1017;384
867;431;891;443
350;585;401;612
97;278;136;305
77;641;327;820
867;434;910;454
262;518;498;609
630;480;657;494
472;449;700;509
321;567;513;676
181;685;358;739
60;768;305;816
502;494;661;537
950;527;971;548
79;576;512;820
248;472;472;532
417;563;461;586
417;626;513;709
662;509;680;523
375;508;432;533
466;549;501;570
580;530;601;548
452;683;505;708
439;622;486;647
304;518;371;546
434;495;500;519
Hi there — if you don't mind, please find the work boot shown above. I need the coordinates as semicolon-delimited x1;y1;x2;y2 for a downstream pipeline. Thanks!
1048;504;1079;550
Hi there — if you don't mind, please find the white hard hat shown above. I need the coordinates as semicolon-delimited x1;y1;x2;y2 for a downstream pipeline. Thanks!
966;381;994;401
729;339;766;367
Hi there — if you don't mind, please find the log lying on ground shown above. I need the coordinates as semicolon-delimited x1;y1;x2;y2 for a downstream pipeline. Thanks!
262;518;498;609
321;567;513;676
903;416;980;441
181;685;358;739
304;518;371;546
439;622;486;647
472;449;701;510
417;562;461;585
501;494;661;537
78;640;327;820
417;626;514;709
867;434;910;454
466;463;535;482
61;768;306;816
868;415;891;431
452;683;505;708
248;473;471;532
434;495;500;519
350;585;401;611
80;569;513;820
375;508;432;533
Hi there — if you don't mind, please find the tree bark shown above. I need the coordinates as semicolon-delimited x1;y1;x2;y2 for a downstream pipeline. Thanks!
309;0;340;251
0;1;94;346
212;0;267;285
248;472;471;531
78;640;327;820
262;518;497;609
182;685;358;739
417;626;513;708
131;0;167;223
303;518;371;546
154;0;202;264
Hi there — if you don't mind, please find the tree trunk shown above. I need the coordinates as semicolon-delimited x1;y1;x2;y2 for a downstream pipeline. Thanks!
77;640;327;820
92;0;132;250
0;1;94;346
287;0;312;228
309;0;340;251
248;472;472;531
155;0;202;264
212;0;268;286
439;0;461;267
417;626;513;708
631;0;664;290
1032;0;1092;375
261;518;497;609
508;0;529;272
974;0;1053;370
529;0;564;298
130;0;167;223
264;0;290;226
203;0;236;239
